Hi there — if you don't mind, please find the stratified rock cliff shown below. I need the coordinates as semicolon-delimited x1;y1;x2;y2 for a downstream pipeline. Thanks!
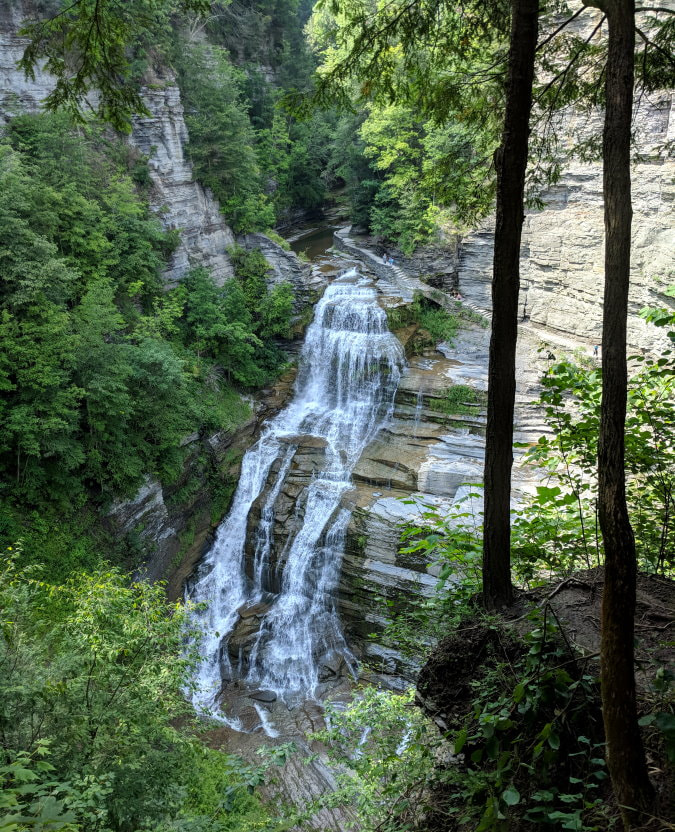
0;3;235;284
458;94;674;351
130;77;236;285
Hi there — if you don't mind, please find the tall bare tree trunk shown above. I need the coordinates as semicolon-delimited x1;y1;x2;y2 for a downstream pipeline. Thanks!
482;0;539;609
597;0;654;824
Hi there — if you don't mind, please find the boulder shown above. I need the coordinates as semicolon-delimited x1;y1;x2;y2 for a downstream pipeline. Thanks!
227;615;262;659
249;689;277;703
236;600;272;619
278;434;329;449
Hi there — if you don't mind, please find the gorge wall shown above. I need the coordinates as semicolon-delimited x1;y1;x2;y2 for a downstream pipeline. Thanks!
0;5;236;285
457;94;674;352
328;91;674;683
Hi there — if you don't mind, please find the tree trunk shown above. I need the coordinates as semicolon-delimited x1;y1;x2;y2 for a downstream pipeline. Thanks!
482;0;539;609
597;0;654;824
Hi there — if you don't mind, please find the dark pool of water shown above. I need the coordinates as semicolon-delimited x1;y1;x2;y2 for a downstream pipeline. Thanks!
289;226;337;261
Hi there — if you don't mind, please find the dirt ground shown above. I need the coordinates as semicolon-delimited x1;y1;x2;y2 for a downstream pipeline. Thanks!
416;569;674;831
522;568;674;690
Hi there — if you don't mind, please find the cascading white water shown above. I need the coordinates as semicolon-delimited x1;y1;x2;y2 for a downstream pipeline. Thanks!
188;270;405;711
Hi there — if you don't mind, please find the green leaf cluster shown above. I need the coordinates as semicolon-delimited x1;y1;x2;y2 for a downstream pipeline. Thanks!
305;0;505;249
512;308;675;580
0;113;292;517
172;23;338;230
429;384;485;416
312;687;441;832
173;43;276;233
0;550;275;832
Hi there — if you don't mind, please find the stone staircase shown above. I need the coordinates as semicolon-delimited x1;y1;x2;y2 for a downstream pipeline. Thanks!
332;226;422;301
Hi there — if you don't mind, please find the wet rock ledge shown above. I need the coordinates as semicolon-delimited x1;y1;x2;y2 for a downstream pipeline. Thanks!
106;370;298;599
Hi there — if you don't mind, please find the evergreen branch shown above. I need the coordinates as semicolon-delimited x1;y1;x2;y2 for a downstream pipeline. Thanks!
535;16;606;106
536;6;587;53
635;26;675;66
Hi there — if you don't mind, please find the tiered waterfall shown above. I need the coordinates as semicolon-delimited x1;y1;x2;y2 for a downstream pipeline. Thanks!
189;270;405;710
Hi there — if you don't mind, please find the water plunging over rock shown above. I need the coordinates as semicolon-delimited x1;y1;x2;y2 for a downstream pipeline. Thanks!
188;269;405;711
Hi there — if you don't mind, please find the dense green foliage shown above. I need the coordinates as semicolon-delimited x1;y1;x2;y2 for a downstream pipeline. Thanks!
0;113;293;527
316;613;617;832
171;4;339;230
181;251;294;386
171;0;502;245
386;294;463;345
0;551;278;832
174;43;276;232
305;0;505;250
514;306;675;579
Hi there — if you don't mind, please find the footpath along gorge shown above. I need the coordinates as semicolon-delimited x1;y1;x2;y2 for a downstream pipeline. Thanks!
1;1;674;829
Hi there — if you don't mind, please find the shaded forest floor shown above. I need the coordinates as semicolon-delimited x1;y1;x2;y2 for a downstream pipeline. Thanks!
416;569;674;831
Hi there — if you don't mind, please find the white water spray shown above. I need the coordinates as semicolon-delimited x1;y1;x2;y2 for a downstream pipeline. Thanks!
188;270;404;711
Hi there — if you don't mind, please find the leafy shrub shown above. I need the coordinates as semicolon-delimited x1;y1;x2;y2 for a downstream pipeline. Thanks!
513;306;675;579
316;615;611;832
174;43;275;233
0;550;274;832
386;294;460;346
430;384;485;415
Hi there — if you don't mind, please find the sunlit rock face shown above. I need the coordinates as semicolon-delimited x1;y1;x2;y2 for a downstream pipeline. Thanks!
130;78;236;286
458;94;675;352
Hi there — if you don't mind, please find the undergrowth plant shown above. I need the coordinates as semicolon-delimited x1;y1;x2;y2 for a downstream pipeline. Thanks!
314;688;441;832
443;610;609;832
385;293;460;346
374;494;483;660
430;385;486;416
0;549;286;832
316;610;612;832
511;304;674;580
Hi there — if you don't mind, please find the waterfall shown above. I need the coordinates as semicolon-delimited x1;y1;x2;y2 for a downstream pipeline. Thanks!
188;270;405;711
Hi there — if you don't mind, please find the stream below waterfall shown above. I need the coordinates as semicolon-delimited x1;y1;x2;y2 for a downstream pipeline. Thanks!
188;267;405;717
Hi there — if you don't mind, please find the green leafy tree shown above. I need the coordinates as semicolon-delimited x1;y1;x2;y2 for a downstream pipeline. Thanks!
260;283;295;340
0;113;265;518
0;550;275;832
174;42;275;232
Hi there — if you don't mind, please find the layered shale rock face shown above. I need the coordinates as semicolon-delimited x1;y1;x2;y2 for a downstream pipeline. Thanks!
329;86;673;681
131;77;236;286
458;95;675;351
0;6;236;285
0;6;53;115
237;231;325;312
336;320;493;684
